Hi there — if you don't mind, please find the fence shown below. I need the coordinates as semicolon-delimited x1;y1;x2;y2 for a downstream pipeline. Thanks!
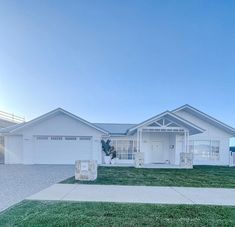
0;110;25;123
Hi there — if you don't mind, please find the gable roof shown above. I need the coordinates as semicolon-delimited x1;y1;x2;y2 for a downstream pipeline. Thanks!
173;104;235;136
1;105;234;136
0;108;109;135
127;111;205;135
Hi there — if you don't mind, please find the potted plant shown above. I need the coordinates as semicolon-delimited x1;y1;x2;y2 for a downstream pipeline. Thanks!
101;139;113;164
111;150;117;164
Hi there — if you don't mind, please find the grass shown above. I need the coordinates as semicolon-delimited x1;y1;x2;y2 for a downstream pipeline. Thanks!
0;200;235;227
61;165;235;188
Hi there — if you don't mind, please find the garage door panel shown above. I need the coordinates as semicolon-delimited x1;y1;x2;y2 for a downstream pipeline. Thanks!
34;136;92;164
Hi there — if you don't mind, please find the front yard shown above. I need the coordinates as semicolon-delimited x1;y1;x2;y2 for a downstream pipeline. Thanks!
1;200;235;226
61;165;235;188
1;166;235;226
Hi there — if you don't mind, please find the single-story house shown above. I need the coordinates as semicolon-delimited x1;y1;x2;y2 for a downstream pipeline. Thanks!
0;104;235;166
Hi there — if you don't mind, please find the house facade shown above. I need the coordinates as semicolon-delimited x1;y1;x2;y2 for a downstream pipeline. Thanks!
0;105;235;166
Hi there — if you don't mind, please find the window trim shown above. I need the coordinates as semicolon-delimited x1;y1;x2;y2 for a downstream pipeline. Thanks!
189;140;220;161
111;139;137;160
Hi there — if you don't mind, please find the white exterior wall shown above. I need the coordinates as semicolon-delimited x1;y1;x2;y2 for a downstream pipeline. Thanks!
6;113;105;164
175;110;232;165
175;134;184;165
5;135;23;164
169;133;176;164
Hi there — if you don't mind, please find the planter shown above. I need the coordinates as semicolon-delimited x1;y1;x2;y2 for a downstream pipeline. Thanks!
104;155;111;164
75;160;97;181
111;158;117;165
134;152;144;168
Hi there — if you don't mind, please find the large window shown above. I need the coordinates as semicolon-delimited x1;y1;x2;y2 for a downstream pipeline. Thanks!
111;140;137;160
189;140;220;161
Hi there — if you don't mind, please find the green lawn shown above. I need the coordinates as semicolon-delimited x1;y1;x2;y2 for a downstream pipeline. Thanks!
61;165;235;188
0;200;234;227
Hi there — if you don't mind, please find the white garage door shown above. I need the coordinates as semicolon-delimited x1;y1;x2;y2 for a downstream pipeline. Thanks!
34;136;92;164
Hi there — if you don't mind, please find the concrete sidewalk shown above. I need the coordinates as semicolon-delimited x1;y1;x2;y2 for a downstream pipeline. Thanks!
27;184;235;206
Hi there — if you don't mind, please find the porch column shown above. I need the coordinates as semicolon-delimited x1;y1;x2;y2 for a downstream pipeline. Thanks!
187;131;189;153
139;129;142;153
137;129;140;152
136;129;142;153
184;131;189;153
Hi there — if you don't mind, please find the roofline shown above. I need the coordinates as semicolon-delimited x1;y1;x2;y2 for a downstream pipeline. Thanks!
173;104;235;134
93;123;137;125
127;110;205;133
8;108;109;134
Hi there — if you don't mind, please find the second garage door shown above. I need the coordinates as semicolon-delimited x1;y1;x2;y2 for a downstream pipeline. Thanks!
34;135;92;164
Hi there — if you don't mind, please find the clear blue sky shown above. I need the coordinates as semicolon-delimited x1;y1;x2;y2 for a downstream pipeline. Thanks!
0;1;235;139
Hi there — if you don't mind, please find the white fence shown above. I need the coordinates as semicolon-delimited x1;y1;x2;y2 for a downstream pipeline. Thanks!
0;110;25;123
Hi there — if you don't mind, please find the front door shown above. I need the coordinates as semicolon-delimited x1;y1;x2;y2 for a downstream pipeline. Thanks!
151;141;164;163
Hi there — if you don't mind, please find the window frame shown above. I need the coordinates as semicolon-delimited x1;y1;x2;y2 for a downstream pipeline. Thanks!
190;140;220;161
111;139;137;160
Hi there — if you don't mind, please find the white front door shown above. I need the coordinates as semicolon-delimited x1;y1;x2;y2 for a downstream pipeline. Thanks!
151;141;164;163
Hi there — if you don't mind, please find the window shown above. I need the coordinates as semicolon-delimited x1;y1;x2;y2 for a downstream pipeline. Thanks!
51;136;63;140
211;141;220;159
65;137;77;140
111;140;137;160
37;136;48;140
190;140;220;161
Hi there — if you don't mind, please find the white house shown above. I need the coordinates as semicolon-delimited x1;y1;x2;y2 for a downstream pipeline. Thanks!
0;105;235;166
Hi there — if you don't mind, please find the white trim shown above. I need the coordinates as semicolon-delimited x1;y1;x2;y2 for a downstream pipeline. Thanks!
128;111;205;134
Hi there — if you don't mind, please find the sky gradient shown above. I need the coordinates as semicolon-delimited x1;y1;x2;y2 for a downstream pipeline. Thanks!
0;1;235;145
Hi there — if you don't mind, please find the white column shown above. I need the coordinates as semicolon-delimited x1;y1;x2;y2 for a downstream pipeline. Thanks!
137;129;139;152
184;131;187;153
139;129;142;153
187;132;189;153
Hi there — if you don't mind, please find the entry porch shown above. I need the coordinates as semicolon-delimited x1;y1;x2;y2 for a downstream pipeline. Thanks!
109;130;189;166
137;130;189;165
107;111;204;166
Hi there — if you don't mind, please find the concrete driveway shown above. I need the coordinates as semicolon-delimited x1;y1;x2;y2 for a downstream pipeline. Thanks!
0;164;74;212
